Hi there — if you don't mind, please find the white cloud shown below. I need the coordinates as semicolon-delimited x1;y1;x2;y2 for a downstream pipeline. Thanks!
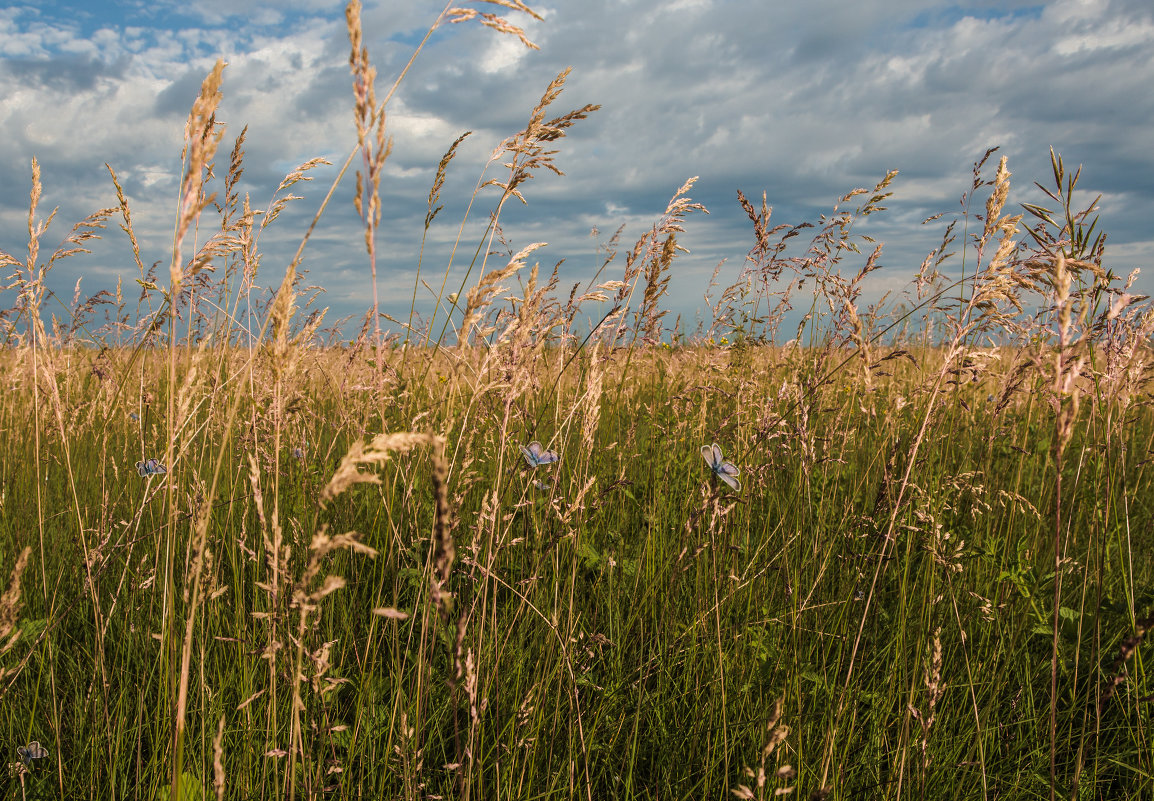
1;0;1152;339
1053;18;1154;54
478;34;529;74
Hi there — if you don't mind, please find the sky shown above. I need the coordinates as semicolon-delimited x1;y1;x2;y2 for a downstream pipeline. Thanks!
1;0;1152;343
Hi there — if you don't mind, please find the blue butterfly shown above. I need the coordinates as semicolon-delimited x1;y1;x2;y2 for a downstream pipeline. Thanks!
17;741;48;765
136;458;167;477
520;441;559;468
700;443;741;491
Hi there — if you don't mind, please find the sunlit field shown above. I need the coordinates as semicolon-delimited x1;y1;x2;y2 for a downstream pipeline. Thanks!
2;3;1153;800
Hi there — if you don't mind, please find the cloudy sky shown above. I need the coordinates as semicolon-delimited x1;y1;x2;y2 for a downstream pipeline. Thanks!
2;0;1151;343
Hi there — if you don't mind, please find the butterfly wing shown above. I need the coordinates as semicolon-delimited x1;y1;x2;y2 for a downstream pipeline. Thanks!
716;451;740;490
522;442;559;467
18;741;47;763
717;472;741;491
711;443;726;467
153;460;167;475
136;461;148;477
701;444;740;490
538;448;559;465
716;461;740;478
700;444;718;469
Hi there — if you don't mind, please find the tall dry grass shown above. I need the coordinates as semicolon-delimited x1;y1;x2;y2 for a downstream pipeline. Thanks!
1;3;1153;801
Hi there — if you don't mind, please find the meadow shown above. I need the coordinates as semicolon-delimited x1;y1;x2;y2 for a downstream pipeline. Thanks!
1;2;1153;799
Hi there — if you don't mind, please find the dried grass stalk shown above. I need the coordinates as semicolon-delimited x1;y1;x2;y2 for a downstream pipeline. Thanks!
173;60;226;291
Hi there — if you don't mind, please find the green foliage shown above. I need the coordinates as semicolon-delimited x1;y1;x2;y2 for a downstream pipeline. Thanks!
154;772;206;801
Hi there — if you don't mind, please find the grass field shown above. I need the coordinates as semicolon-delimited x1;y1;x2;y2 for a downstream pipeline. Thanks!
2;3;1153;800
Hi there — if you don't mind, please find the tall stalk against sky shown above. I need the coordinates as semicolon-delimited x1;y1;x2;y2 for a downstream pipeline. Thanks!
347;0;390;345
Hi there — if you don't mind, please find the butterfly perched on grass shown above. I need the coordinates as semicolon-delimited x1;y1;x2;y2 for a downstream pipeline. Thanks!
520;441;559;468
136;458;167;477
700;443;741;491
17;741;48;765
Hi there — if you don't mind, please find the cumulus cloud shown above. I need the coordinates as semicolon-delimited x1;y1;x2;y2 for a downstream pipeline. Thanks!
1;0;1151;339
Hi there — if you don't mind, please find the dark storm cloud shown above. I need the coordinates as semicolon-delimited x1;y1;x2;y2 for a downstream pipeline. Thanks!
2;53;129;92
154;68;215;117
